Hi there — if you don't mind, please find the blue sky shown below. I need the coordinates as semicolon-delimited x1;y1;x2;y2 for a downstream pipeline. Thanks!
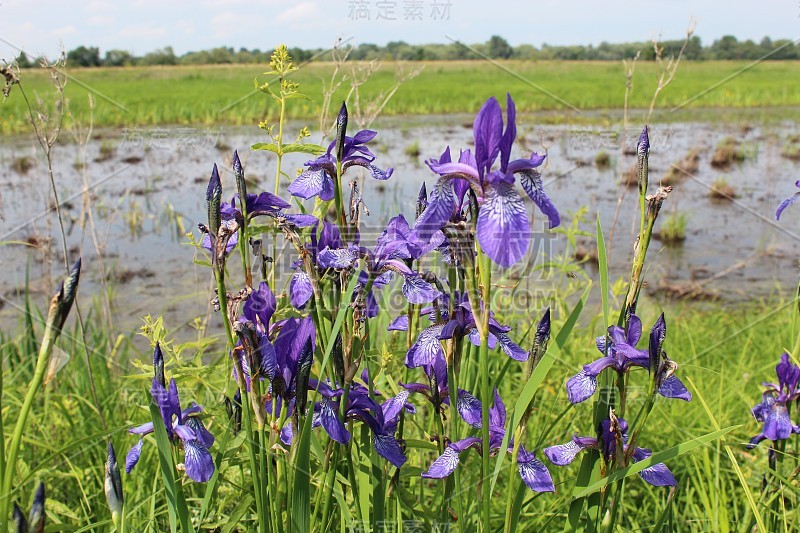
0;0;797;60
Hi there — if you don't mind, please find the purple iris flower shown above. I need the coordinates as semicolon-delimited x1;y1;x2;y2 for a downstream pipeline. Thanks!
748;353;800;448
401;352;450;408
233;282;318;411
412;94;560;267
126;344;215;483
232;281;280;390
289;221;343;309
202;157;292;255
566;314;691;404
544;416;677;487
393;291;528;368
314;215;441;315
422;388;554;493
311;376;414;468
776;180;800;220
288;130;393;201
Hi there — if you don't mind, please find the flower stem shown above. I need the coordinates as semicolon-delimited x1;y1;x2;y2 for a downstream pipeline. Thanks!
476;248;492;531
447;339;465;527
269;86;286;291
0;322;56;531
216;268;267;532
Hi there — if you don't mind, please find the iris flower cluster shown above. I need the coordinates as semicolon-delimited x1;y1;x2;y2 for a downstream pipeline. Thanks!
748;353;800;448
127;94;564;504
288;123;393;201
566;313;692;405
421;388;554;493
548;312;690;488
545;414;676;487
126;344;215;482
391;290;529;368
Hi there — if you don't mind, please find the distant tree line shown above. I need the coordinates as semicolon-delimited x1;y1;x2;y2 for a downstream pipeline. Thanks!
10;35;800;68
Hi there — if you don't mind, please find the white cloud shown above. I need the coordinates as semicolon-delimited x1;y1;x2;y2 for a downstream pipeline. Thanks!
276;2;318;24
51;25;80;37
87;15;116;25
118;24;167;39
210;10;266;39
84;1;115;11
175;20;195;35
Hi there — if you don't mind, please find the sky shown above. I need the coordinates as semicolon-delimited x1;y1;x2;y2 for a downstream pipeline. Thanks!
0;0;798;60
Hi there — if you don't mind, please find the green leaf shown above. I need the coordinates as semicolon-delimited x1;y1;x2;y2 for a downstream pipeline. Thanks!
686;375;767;533
291;411;314;532
490;283;591;494
198;420;235;526
573;426;737;498
251;142;279;153
284;92;313;101
148;400;195;533
284;143;326;155
316;273;360;389
250;142;326;156
221;495;255;533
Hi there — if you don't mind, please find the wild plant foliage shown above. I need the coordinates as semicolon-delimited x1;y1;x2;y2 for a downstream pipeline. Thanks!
6;45;778;533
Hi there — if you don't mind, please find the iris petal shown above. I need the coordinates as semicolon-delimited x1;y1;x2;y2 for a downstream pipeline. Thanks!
185;417;215;449
517;448;555;493
401;274;439;304
473;97;503;178
387;315;409;332
258;333;279;381
372;433;406;468
495;331;529;361
290;270;313;309
519;169;560;229
488;388;506;431
288;168;335;201
244;281;277;328
566;369;599;404
183;439;215;482
421;446;461;479
499;93;516;172
457;389;483;429
382;391;411;423
658;375;693;401
476;180;530;267
316;398;351;444
776;185;800;220
125;440;144;473
763;401;793;441
405;325;445;368
631;447;677;487
318;246;360;269
544;436;596;466
412;178;455;244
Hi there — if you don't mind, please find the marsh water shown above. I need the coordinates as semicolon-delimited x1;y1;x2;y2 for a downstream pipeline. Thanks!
1;114;799;337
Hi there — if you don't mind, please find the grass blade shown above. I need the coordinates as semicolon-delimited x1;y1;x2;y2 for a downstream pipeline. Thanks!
291;410;314;532
197;419;234;526
685;375;767;533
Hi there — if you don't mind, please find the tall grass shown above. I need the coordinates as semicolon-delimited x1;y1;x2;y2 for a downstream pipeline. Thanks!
1;283;796;529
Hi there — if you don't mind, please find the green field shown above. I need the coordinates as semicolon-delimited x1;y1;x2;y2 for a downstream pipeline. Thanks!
2;60;800;134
